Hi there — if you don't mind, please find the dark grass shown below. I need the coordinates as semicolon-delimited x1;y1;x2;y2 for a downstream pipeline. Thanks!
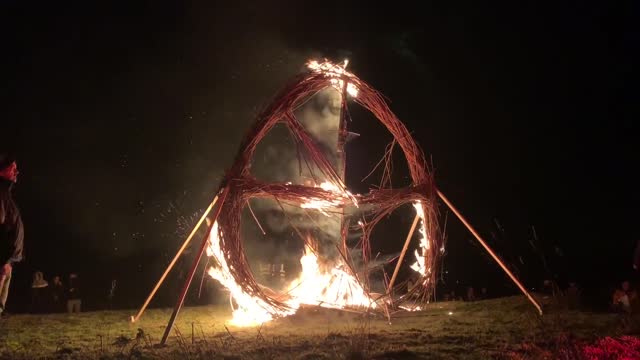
0;295;637;359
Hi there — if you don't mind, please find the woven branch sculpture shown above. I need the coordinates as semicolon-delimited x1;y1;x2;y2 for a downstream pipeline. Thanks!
205;60;444;325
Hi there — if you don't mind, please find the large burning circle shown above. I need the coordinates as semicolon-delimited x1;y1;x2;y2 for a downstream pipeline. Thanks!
204;60;442;326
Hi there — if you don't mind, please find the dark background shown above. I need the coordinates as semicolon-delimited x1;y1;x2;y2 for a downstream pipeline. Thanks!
1;1;637;313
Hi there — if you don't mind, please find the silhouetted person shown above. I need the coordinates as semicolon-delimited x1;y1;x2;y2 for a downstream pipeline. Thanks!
543;279;563;299
271;263;286;286
0;154;23;317
612;281;637;313
66;273;81;313
30;271;48;313
466;287;476;301
566;282;581;310
50;275;64;312
478;287;488;300
107;279;116;309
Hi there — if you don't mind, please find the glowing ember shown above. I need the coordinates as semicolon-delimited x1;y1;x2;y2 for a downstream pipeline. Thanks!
307;59;359;97
410;201;431;279
399;305;423;312
300;181;358;215
306;59;352;77
319;181;358;207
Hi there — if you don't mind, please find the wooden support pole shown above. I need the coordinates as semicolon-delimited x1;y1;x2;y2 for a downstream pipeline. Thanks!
436;190;543;315
160;187;230;345
387;212;421;295
131;194;220;323
337;78;349;273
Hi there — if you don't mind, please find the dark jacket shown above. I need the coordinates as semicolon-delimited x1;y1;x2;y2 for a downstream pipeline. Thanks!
0;178;24;265
67;277;81;300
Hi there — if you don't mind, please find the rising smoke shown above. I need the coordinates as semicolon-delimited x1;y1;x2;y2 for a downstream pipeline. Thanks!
245;86;348;286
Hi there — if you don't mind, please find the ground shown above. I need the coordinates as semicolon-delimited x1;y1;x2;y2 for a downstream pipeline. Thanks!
0;296;638;359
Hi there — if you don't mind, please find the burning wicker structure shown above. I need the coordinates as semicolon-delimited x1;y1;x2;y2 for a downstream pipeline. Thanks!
204;60;443;324
131;60;542;344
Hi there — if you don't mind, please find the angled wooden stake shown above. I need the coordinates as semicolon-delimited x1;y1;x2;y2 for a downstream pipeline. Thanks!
437;190;543;315
160;187;230;345
131;194;220;323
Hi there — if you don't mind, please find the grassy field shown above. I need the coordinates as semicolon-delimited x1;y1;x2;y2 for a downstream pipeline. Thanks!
0;295;638;359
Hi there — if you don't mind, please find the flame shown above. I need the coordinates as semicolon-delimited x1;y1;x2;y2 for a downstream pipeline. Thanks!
286;245;375;310
206;221;291;326
300;180;358;215
206;221;375;327
399;305;423;312
410;201;431;280
307;59;359;97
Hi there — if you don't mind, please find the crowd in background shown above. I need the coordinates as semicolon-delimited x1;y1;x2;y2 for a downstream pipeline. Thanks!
28;271;82;314
440;278;640;316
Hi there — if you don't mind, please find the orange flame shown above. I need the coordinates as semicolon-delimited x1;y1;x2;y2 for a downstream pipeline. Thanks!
299;180;358;215
410;202;431;281
286;245;375;310
206;221;289;326
307;59;359;97
206;221;375;327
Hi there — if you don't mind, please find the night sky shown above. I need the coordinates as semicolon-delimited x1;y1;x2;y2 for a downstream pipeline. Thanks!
1;2;637;312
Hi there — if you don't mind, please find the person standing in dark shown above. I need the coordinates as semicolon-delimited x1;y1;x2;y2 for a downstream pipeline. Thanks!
566;282;581;310
107;279;116;310
0;153;24;316
30;271;48;313
479;287;488;300
66;273;81;313
466;286;476;302
50;275;65;313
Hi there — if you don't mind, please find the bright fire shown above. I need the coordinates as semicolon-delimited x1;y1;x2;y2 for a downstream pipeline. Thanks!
307;59;359;97
206;197;431;326
286;245;375;310
206;221;289;326
206;221;375;327
299;180;358;215
410;202;431;280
